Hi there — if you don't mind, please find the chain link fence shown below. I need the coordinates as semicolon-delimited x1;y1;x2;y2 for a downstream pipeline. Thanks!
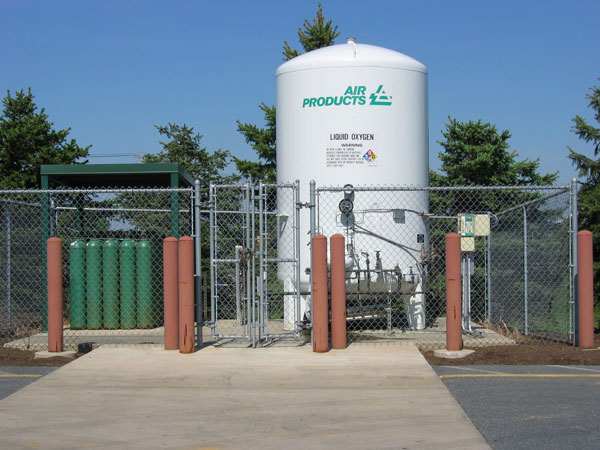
315;184;575;348
1;183;576;352
0;188;193;350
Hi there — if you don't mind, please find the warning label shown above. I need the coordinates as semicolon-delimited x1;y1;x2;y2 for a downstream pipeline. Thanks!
326;133;378;168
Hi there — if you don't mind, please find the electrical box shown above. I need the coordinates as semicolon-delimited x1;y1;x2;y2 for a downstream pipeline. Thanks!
459;214;474;237
474;214;490;237
461;236;475;252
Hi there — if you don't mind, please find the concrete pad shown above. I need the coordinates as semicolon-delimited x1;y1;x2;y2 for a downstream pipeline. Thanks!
34;350;77;360
0;345;490;449
434;349;476;359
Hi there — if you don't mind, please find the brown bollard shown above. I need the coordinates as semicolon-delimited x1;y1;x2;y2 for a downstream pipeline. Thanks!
312;235;329;353
330;234;347;349
47;237;63;352
577;231;594;348
163;237;179;350
446;233;462;351
178;236;195;353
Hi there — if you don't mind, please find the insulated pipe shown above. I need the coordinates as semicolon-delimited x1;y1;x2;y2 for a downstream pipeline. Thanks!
312;235;329;352
330;234;347;349
178;236;195;353
446;233;462;351
577;231;594;348
47;237;63;352
163;237;179;350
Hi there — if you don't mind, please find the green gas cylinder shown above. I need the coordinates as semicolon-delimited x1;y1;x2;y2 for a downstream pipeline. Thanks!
136;239;153;328
69;239;86;329
102;239;120;329
120;239;136;329
86;239;103;329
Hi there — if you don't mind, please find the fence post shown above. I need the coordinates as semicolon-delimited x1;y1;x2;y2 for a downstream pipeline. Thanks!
523;206;529;335
164;237;179;350
577;231;594;348
47;237;63;352
571;178;579;345
446;233;462;351
312;234;328;353
6;203;11;329
330;234;346;349
178;236;195;353
194;179;202;348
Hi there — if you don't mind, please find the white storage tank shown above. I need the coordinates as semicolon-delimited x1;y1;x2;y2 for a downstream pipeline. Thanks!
276;38;429;329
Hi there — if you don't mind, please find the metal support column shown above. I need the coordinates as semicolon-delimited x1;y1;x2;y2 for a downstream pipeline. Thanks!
245;185;254;347
209;184;217;337
257;183;265;341
523;206;528;335
571;178;578;345
309;180;316;345
41;177;49;332
194;180;202;348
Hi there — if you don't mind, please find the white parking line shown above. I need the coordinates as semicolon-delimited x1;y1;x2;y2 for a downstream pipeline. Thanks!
439;366;506;375
548;365;600;373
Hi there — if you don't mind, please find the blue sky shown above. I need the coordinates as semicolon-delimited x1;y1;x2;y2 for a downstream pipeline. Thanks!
1;0;598;184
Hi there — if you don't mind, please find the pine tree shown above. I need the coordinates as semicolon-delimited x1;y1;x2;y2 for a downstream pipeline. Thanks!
235;4;340;183
568;79;600;329
0;88;89;188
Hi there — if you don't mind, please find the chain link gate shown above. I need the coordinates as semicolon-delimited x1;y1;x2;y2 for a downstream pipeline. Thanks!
209;183;302;346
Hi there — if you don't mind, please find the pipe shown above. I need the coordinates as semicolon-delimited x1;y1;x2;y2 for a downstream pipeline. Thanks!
163;237;179;350
178;236;195;353
312;235;329;352
47;237;63;352
577;231;594;348
330;234;347;349
446;233;462;351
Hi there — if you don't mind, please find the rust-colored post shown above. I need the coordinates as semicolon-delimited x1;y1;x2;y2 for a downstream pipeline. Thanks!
330;234;346;349
578;231;594;348
446;233;462;351
178;236;195;353
47;237;63;352
312;235;329;353
163;237;179;350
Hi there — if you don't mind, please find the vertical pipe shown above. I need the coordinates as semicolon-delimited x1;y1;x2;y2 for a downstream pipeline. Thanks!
577;231;594;348
309;180;316;346
312;234;328;353
6;204;11;329
295;180;301;333
523;206;528;335
47;237;63;352
209;184;216;336
571;178;579;345
246;185;254;347
235;246;242;325
86;239;103;329
487;232;492;322
446;233;462;351
330;234;346;349
194;180;202;348
258;183;264;340
178;236;195;353
163;237;179;350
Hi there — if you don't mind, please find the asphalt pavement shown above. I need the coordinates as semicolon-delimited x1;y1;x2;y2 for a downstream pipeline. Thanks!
0;366;58;401
434;365;600;450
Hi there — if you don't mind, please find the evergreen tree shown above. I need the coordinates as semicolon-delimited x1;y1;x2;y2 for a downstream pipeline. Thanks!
0;88;89;188
568;79;600;329
235;3;340;183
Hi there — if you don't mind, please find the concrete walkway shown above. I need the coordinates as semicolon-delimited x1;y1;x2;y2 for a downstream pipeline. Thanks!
0;345;490;450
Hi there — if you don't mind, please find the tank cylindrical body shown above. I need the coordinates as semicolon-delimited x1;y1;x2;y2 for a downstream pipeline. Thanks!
276;40;429;329
69;239;86;329
120;239;137;329
102;239;120;329
86;239;103;329
136;239;153;328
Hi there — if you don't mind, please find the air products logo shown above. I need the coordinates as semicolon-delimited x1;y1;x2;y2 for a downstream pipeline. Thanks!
302;85;392;108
